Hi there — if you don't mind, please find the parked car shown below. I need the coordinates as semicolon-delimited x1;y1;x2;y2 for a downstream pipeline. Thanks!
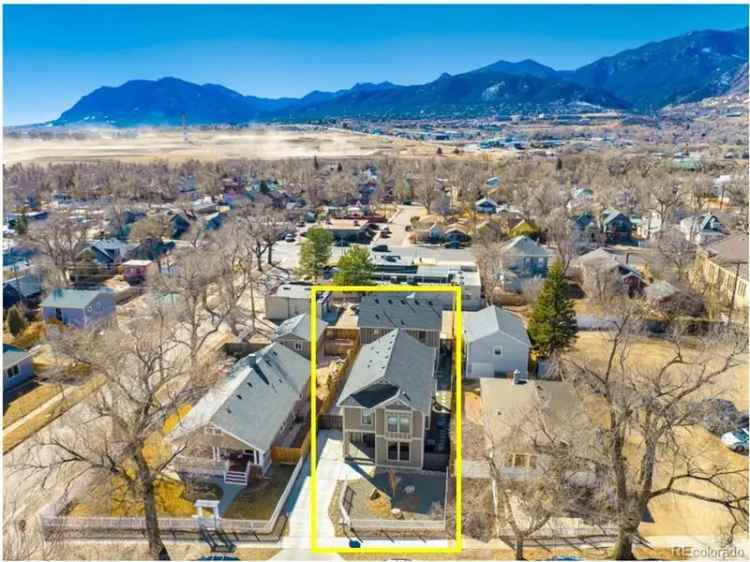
721;427;749;453
372;245;390;252
382;226;391;234
284;233;296;242
443;241;464;249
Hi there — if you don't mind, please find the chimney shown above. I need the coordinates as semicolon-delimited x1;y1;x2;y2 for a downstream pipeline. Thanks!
511;370;527;385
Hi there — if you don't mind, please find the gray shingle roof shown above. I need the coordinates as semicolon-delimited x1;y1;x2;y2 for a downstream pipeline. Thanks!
40;288;111;309
501;236;552;258
3;344;31;369
705;233;749;280
464;305;531;347
170;342;310;451
337;329;436;414
274;313;328;343
3;274;42;298
358;293;442;331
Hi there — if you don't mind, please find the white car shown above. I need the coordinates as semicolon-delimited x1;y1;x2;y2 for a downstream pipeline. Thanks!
721;427;749;453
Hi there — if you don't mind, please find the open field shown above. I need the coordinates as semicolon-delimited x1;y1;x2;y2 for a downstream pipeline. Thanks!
3;126;488;164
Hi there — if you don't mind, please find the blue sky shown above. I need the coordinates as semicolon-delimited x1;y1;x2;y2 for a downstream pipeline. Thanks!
3;4;748;125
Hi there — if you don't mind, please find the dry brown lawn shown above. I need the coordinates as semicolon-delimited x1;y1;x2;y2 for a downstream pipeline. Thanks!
567;331;749;539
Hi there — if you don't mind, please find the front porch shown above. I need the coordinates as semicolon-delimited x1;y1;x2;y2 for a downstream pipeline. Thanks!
343;431;376;464
173;446;270;487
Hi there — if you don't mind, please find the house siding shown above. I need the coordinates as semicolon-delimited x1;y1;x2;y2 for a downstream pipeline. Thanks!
466;332;530;378
3;356;33;390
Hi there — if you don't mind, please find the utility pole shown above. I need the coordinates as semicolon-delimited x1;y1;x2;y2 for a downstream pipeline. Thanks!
182;114;188;143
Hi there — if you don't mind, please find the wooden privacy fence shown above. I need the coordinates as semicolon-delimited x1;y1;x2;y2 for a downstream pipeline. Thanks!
270;341;359;463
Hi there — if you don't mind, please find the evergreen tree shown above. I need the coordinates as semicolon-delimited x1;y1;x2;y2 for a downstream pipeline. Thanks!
337;162;343;173
14;213;28;236
297;227;333;282
313;155;320;170
527;261;577;357
333;245;375;286
6;305;28;338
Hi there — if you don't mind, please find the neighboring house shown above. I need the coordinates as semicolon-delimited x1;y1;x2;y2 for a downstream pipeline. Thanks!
3;344;34;391
500;235;552;278
265;284;333;322
83;238;135;268
358;293;443;347
320;219;372;243
679;213;726;245
599;208;633;244
338;329;436;469
273;313;328;360
480;378;593;481
691;233;749;312
444;224;471;244
463;306;531;378
644;280;705;318
575;248;646;296
121;259;155;285
573;212;599;245
169;213;193;238
170;343;310;485
566;187;594;213
475;197;499;214
192;198;218;215
636;209;665;240
40;288;116;328
3;273;42;310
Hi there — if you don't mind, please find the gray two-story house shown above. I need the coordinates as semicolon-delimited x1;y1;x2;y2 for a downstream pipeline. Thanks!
357;294;442;347
337;329;437;469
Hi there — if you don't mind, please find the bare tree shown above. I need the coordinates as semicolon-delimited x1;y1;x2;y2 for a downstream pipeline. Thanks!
561;310;749;559
23;211;90;289
23;311;217;560
648;228;696;284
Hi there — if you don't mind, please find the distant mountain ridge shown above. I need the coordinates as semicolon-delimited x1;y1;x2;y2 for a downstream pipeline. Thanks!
53;26;749;126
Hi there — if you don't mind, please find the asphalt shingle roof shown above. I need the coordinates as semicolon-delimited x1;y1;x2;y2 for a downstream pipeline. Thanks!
275;313;328;343
358;293;442;332
3;343;30;369
337;329;436;414
501;235;552;258
3;274;42;298
172;342;310;451
40;288;110;309
464;305;531;347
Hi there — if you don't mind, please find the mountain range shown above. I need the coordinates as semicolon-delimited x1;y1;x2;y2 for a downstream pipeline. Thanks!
54;26;749;126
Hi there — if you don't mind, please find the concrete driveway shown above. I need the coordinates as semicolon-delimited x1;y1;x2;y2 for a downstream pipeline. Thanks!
285;430;344;548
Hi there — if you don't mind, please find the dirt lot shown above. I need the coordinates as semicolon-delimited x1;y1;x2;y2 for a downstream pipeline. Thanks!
3;127;471;164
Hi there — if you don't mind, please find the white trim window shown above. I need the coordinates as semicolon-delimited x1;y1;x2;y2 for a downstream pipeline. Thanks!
205;426;222;435
493;346;503;356
386;411;410;436
361;410;373;426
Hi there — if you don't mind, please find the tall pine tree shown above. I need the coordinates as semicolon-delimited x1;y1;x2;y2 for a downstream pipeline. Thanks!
528;261;577;357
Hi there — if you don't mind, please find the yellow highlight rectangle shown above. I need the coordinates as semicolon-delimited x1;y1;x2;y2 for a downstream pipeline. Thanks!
310;284;462;554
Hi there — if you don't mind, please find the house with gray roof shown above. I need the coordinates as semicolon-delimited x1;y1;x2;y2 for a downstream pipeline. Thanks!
599;208;633;244
170;343;310;486
265;283;333;322
358;293;443;347
679;213;726;245
337;329;437;469
81;238;135;268
273;313;328;360
3;344;34;391
40;288;116;329
500;235;553;278
463;305;531;378
3;273;42;310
